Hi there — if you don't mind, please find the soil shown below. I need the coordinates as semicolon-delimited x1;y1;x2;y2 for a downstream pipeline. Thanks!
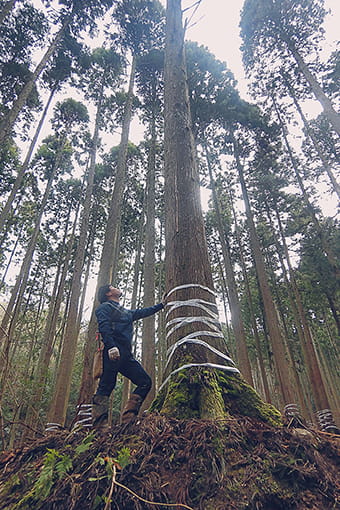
0;413;339;510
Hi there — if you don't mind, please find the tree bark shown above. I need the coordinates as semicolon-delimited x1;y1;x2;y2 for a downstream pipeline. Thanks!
231;131;296;408
141;108;157;410
78;59;136;405
153;0;281;427
0;87;56;233
48;82;104;426
0;18;68;145
205;144;253;386
287;42;340;139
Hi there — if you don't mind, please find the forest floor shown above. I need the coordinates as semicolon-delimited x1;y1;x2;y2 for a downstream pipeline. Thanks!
0;413;339;510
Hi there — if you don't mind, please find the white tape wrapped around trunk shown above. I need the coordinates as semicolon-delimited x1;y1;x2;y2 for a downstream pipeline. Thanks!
166;283;216;298
166;316;221;339
165;298;219;320
165;335;236;370
158;363;240;393
160;283;239;394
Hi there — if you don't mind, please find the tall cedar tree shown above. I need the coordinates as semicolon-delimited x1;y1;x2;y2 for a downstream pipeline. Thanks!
152;0;280;426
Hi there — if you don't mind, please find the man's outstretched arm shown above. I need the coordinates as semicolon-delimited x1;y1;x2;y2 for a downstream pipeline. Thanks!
131;302;164;321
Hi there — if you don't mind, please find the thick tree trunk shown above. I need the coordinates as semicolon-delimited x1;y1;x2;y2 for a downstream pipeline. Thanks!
156;218;167;386
153;0;280;426
163;0;226;373
316;346;340;426
0;87;56;233
287;43;340;139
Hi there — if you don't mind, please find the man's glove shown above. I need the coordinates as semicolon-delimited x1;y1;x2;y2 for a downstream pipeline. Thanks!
108;347;120;361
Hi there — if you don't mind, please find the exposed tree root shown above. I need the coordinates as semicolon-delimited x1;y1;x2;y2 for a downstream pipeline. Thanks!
0;413;339;509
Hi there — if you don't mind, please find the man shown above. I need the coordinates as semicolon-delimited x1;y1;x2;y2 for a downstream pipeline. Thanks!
92;284;164;428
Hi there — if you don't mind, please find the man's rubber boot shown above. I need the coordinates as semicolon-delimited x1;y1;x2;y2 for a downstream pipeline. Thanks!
92;394;109;430
120;394;143;425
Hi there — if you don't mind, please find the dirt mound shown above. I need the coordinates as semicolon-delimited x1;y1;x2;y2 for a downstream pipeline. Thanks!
0;413;339;509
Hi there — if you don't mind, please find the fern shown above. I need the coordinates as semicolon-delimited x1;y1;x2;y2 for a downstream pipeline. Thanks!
33;449;60;499
19;449;73;505
55;455;73;479
75;432;95;456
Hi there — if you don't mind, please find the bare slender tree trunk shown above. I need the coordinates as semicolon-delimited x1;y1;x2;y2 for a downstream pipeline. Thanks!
205;145;253;386
227;191;271;402
282;74;340;199
48;83;104;426
0;87;56;232
0;18;68;145
264;233;312;421
274;209;333;414
238;240;271;403
22;203;79;438
231;131;296;408
121;223;144;412
0;224;23;290
142;108;157;410
272;95;340;280
0;151;61;402
80;57;137;405
287;42;340;139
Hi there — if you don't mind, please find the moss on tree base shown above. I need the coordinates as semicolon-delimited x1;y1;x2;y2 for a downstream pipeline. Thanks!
151;366;282;426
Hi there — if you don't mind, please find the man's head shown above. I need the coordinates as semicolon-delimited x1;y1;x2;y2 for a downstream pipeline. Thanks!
98;284;122;303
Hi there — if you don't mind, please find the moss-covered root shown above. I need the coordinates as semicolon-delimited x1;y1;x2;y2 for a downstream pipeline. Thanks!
151;367;282;426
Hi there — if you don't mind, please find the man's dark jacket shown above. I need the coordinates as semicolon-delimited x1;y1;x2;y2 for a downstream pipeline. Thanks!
95;300;164;352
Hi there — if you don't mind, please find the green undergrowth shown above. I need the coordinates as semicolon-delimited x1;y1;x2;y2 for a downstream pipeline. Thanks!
0;414;338;510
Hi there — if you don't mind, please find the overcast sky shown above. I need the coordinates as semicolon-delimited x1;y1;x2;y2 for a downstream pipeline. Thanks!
180;0;339;105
